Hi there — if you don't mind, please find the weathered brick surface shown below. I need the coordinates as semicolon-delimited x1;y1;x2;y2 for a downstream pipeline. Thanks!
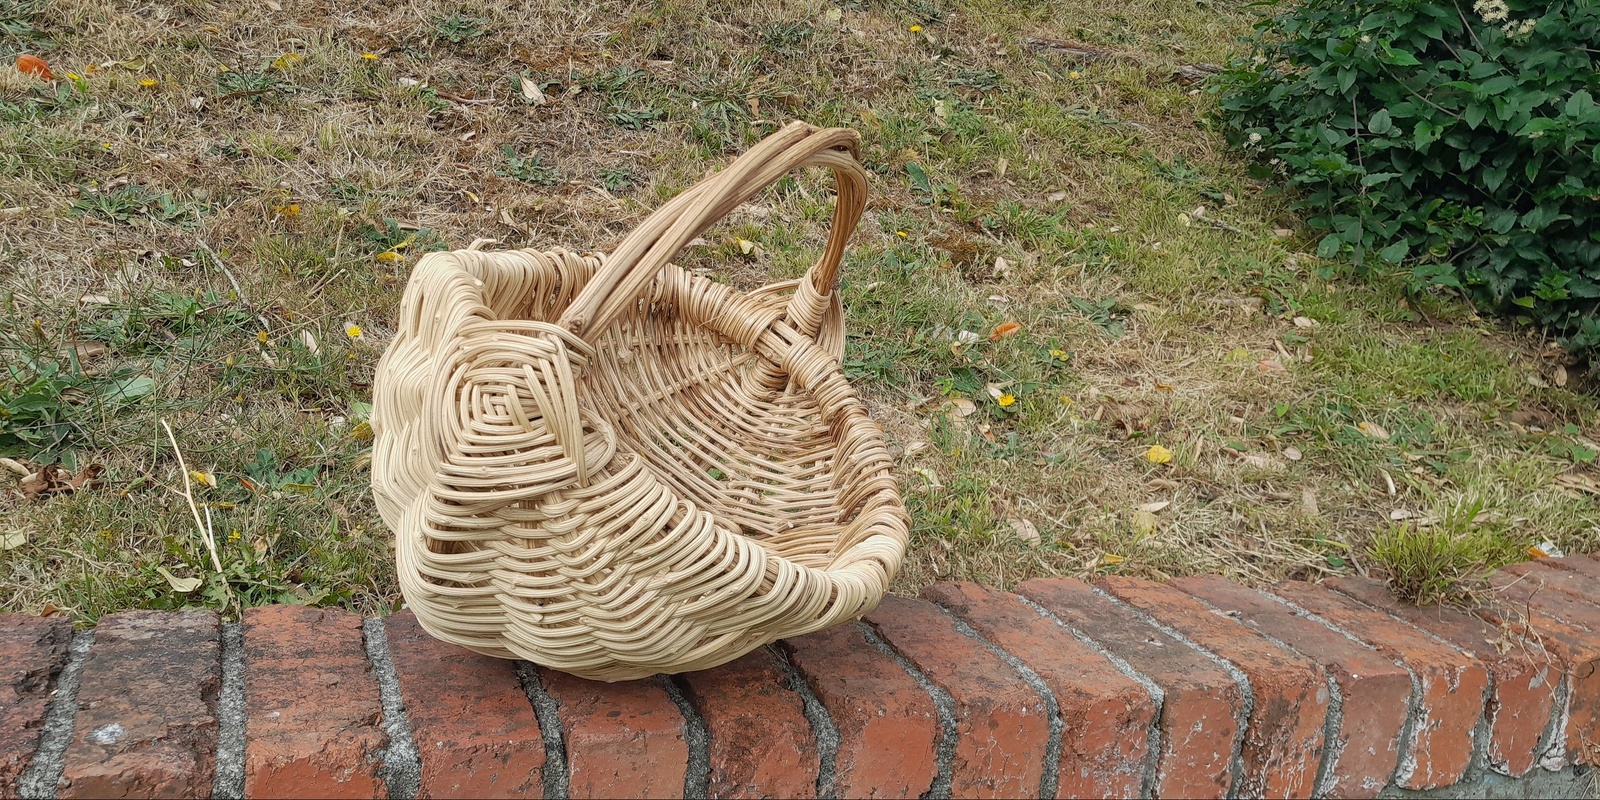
1328;575;1558;777
56;610;220;799
921;582;1153;799
1097;576;1327;799
1503;560;1600;607
1481;568;1600;764
1272;581;1487;790
1540;555;1600;581
244;605;387;799
0;615;72;795
1175;576;1411;799
864;595;1050;798
538;668;687;799
1491;565;1600;631
1020;578;1242;799
678;648;818;800
783;621;939;799
384;611;544;799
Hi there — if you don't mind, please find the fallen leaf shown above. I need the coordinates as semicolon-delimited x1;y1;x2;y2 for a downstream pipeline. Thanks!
1527;374;1550;389
188;470;217;488
912;466;943;488
1154;382;1174;392
262;0;282;9
942;398;977;418
1138;500;1171;513
15;54;52;80
1144;444;1174;465
1273;228;1294;238
1007;517;1042;546
0;458;28;476
990;321;1022;341
995;157;1009;178
1292;316;1315;328
992;256;1011;279
1131;509;1158;536
1356;421;1391;441
1257;357;1287;374
1527;541;1565;559
1099;553;1127;567
156;566;203;593
1554;365;1568;387
1301;487;1320;516
300;329;320;354
0;531;26;550
1045;190;1067;202
736;238;759;255
1389;509;1413;521
519;75;548;105
1283;446;1303;461
823;7;843;22
985;385;1005;400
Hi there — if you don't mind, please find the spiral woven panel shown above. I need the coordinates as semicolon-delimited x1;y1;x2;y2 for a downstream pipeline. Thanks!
370;123;909;681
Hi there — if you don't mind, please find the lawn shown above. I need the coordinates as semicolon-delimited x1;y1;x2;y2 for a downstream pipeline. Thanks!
3;0;1597;623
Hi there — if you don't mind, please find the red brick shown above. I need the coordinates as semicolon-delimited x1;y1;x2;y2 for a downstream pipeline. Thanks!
538;668;687;799
243;605;386;799
864;595;1050;798
1097;576;1327;799
1272;581;1487;790
1020;578;1242;799
1328;576;1558;777
1541;555;1600;582
1484;566;1600;764
57;610;220;799
921;582;1153;799
384;612;544;798
783;622;939;799
678;648;818;800
1505;560;1600;608
1175;576;1411;799
0;615;72;795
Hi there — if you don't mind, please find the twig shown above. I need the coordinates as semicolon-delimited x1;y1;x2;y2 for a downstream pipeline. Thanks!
161;419;223;573
197;239;270;332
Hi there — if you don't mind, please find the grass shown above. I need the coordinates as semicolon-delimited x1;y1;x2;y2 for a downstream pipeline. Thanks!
3;0;1598;624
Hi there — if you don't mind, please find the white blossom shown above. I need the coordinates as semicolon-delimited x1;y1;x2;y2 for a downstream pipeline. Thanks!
1474;0;1510;23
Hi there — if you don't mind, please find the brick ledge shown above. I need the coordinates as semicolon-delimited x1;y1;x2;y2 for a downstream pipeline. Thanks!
3;557;1600;798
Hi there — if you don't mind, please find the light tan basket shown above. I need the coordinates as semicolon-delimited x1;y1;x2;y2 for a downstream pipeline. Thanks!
370;122;909;681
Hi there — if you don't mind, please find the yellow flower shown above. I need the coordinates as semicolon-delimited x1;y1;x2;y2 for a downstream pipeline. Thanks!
361;53;380;61
273;203;300;217
345;324;363;339
1049;348;1067;359
271;53;301;71
228;530;241;542
375;250;403;263
256;330;269;344
895;230;908;237
909;24;923;32
138;78;158;88
997;393;1016;407
1144;445;1174;465
1068;70;1082;79
66;71;81;80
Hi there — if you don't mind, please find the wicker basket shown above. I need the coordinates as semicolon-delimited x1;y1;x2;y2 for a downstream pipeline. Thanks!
370;122;909;681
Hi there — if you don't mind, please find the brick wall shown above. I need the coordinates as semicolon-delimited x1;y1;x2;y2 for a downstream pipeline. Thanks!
3;556;1599;798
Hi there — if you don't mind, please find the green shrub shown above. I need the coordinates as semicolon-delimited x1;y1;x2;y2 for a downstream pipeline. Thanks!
1214;0;1600;351
1365;497;1523;604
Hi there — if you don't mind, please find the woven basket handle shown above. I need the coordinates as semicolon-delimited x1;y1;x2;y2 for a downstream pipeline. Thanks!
557;121;868;343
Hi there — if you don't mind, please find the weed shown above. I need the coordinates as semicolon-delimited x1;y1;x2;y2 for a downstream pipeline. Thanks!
68;185;204;227
496;146;559;186
598;167;638;193
432;12;486;43
1367;498;1521;605
216;68;285;97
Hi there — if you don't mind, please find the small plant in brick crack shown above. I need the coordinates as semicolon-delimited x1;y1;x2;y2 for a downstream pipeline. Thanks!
1213;0;1600;354
1365;496;1522;605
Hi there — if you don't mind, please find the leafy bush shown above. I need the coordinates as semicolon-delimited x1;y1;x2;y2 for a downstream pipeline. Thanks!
1215;0;1600;351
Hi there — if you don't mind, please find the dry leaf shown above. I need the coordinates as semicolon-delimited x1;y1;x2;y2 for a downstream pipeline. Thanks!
1138;500;1171;513
0;531;26;550
1356;421;1391;441
1144;445;1174;465
1554;365;1569;387
912;466;943;488
1292;316;1315;328
990;321;1022;341
1389;509;1413;521
300;330;320;354
985;384;1005;400
1099;553;1127;566
1225;449;1281;470
519;76;548;105
1131;509;1158;536
943;398;977;418
1045;190;1067;202
1527;374;1550;389
1257;357;1287;374
1283;446;1303;461
0;458;28;476
15;53;52;80
263;0;282;9
995;157;1009;178
1273;228;1294;238
156;566;203;593
992;255;1011;279
188;470;217;488
736;238;759;255
1301;487;1320;516
1007;517;1042;546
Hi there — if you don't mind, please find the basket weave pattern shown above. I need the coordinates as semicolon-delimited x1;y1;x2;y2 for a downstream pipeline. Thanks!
371;124;908;681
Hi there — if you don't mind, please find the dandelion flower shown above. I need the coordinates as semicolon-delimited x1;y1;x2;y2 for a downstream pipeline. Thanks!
257;330;269;344
345;324;363;339
997;393;1016;407
895;230;908;237
228;530;241;542
909;24;923;33
361;53;380;61
138;78;158;88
